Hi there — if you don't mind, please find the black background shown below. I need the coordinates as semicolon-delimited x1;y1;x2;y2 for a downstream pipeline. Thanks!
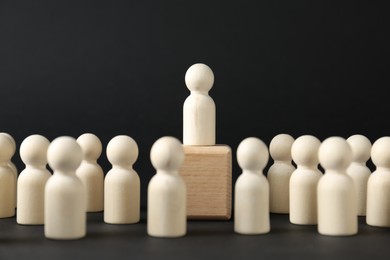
1;1;390;258
1;0;389;210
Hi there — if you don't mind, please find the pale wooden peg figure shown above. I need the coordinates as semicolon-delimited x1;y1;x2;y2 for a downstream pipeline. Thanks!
0;134;16;218
318;137;357;236
148;136;186;238
0;133;18;174
234;137;270;235
366;137;390;227
104;135;140;224
346;134;372;216
17;135;51;225
76;133;104;212
45;136;86;240
183;63;216;145
267;134;295;214
0;132;18;208
289;135;322;225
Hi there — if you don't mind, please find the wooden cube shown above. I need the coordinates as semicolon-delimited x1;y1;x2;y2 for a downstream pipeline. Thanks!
179;145;232;220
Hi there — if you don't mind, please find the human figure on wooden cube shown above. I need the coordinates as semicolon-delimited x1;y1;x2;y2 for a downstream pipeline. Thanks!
180;63;232;220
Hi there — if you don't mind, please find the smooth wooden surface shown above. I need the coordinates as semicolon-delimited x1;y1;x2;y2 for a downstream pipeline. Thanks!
76;133;104;213
183;63;216;146
235;137;270;234
104;135;140;224
179;145;232;220
347;134;372;216
318;137;357;236
148;137;186;237
0;134;16;218
367;137;390;227
268;134;295;214
0;133;18;208
17;134;51;225
290;135;322;225
45;137;86;240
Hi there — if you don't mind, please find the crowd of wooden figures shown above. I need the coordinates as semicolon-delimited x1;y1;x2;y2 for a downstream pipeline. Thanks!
1;131;389;239
1;63;389;240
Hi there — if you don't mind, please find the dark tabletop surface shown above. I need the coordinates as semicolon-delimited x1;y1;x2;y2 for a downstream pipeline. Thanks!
0;212;389;259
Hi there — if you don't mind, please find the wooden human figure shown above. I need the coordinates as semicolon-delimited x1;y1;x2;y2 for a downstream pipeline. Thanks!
17;135;51;225
0;133;18;171
183;63;216;145
267;134;295;214
0;132;18;208
289;135;322;225
76;133;104;212
234;137;270;235
0;134;16;218
366;137;390;227
104;135;140;224
346;134;372;216
317;137;357;236
148;136;186;237
45;136;86;240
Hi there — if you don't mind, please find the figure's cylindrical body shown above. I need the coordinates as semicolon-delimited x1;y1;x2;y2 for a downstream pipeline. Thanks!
9;162;17;208
147;172;186;237
104;167;140;224
317;172;357;236
0;166;15;218
77;162;104;212
183;93;216;146
45;173;86;239
267;162;295;214
234;172;270;234
366;170;390;227
9;162;18;175
289;168;322;225
0;133;18;209
17;167;51;224
347;163;371;216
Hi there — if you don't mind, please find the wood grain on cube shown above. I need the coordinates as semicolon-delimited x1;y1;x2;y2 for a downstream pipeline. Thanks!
179;145;232;220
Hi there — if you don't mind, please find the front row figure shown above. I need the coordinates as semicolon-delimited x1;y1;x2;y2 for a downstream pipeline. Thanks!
17;135;51;225
317;137;357;236
147;136;187;238
0;134;16;218
234;137;270;235
289;135;322;225
0;132;18;209
45;136;86;240
366;137;390;227
9;133;390;240
104;135;140;224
